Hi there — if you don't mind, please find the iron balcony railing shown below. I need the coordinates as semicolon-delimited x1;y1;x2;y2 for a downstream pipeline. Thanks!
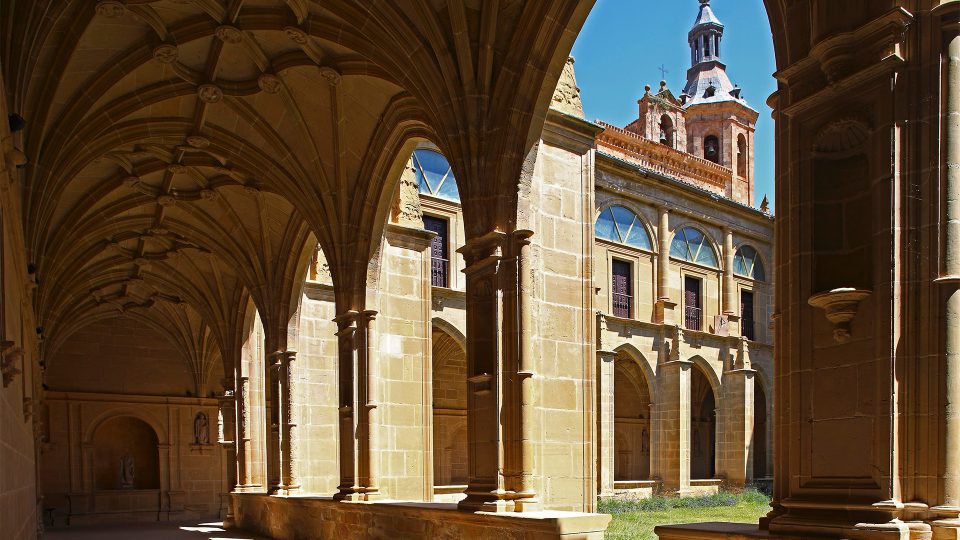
431;257;449;288
685;306;702;331
612;293;632;319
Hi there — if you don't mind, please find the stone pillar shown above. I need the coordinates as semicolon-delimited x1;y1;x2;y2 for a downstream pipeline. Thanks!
359;310;381;499
597;348;616;497
334;311;359;500
266;351;282;493
655;207;676;324
217;388;237;523
934;10;960;537
655;329;691;495
457;230;538;512
279;351;301;494
722;228;741;336
717;341;753;487
235;375;253;489
333;310;380;501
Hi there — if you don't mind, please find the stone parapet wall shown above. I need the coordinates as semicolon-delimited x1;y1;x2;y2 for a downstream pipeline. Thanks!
232;493;611;540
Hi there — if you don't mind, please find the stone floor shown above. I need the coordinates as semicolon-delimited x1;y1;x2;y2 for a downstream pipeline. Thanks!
45;522;271;540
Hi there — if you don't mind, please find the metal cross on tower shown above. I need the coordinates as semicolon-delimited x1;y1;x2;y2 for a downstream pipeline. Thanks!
659;64;669;81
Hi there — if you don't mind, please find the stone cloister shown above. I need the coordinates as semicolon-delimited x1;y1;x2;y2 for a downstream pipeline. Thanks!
0;1;958;539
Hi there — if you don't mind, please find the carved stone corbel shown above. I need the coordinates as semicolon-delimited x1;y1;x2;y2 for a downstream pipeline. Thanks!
1;341;23;387
808;288;871;343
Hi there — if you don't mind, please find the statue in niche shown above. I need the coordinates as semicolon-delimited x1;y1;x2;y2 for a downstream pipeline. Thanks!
119;454;135;489
194;412;209;445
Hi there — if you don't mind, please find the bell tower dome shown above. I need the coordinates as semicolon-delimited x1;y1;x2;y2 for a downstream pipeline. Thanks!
681;0;760;205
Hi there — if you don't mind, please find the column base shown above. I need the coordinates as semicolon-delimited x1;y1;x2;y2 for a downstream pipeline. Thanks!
275;485;302;496
654;299;677;325
931;518;960;540
655;521;932;539
333;486;383;502
457;487;541;513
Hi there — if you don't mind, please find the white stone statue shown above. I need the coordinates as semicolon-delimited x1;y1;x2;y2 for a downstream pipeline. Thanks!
119;454;135;489
194;412;209;445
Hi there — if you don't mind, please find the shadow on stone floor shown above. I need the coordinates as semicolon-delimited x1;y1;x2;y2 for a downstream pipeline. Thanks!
45;521;272;540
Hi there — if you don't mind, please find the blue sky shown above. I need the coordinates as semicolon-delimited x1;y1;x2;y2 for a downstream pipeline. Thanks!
570;0;777;207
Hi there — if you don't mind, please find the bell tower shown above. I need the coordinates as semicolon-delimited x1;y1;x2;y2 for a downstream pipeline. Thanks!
681;0;759;205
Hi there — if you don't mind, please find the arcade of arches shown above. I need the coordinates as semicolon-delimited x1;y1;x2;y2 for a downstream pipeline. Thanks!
0;1;957;539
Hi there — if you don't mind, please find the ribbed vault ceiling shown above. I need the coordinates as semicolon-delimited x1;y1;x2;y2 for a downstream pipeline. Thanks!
1;0;593;386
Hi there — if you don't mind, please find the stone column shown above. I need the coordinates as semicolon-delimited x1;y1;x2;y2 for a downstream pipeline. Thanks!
514;231;539;511
655;329;691;495
717;340;753;487
457;230;537;512
935;11;960;536
266;351;282;493
333;311;359;500
358;310;381;500
217;389;237;523
597;348;617;497
333;310;381;501
279;351;301;494
722;228;740;336
655;206;676;324
235;375;253;489
723;229;736;314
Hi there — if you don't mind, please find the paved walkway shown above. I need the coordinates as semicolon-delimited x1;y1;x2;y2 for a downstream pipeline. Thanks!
46;521;272;540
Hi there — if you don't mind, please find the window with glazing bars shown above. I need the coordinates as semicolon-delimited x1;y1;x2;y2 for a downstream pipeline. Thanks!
684;276;702;331
741;289;755;341
612;260;632;318
423;215;449;287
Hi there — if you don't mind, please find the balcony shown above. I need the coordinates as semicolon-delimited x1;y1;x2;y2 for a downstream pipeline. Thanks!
431;257;449;288
613;292;633;319
684;306;702;331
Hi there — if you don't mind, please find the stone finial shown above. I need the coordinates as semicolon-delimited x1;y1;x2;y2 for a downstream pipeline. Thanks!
760;195;770;214
391;157;423;227
550;57;584;119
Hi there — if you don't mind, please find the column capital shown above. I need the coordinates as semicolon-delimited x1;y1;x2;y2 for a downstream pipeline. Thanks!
333;310;360;334
597;349;617;362
457;230;507;266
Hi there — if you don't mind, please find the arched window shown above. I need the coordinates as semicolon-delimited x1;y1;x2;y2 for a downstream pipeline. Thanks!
737;134;747;178
659;114;675;147
413;149;460;202
670;226;718;267
734;245;765;281
703;135;720;163
595;206;652;250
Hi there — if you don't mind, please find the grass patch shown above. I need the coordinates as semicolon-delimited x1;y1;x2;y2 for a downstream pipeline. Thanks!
600;489;771;540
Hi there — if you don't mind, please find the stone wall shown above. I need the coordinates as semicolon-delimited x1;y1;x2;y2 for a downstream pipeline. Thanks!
232;493;610;540
41;392;223;525
46;318;197;396
297;287;340;494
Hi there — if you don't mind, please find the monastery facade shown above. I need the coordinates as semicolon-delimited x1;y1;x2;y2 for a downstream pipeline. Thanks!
1;0;956;538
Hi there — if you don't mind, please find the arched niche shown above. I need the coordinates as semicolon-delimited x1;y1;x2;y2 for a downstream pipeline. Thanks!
92;416;160;491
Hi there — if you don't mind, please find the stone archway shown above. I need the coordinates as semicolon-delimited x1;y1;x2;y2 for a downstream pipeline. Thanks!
691;364;717;480
431;325;468;488
613;354;652;481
